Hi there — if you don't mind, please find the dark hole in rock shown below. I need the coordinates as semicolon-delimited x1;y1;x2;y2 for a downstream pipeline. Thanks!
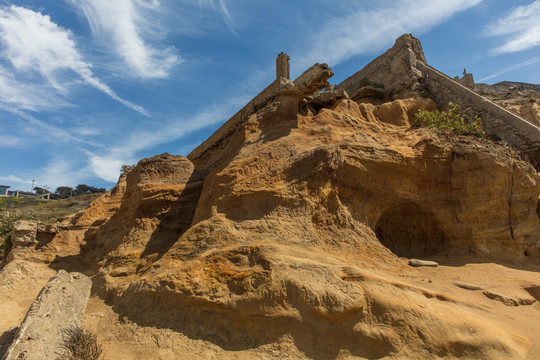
524;285;540;301
375;202;445;258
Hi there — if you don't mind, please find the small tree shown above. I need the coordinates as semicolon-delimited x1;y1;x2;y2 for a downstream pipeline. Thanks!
55;186;74;199
74;184;92;195
34;186;49;195
74;184;106;195
120;164;136;175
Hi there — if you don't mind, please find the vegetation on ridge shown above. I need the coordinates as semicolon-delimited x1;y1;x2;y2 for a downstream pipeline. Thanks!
0;193;101;261
413;102;485;137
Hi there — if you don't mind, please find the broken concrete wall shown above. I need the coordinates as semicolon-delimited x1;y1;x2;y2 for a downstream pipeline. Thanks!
3;220;64;267
188;63;334;166
337;34;426;99
187;77;296;163
2;270;92;360
454;73;475;89
293;63;334;95
418;62;540;167
473;83;516;95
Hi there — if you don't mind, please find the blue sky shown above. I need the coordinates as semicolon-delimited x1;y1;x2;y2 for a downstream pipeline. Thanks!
1;0;539;192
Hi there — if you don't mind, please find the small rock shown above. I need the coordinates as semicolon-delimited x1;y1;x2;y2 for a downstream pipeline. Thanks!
10;221;38;247
482;290;536;307
454;282;484;291
408;259;438;267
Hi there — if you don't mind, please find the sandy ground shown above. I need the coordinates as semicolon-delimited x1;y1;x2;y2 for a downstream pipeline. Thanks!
1;258;539;359
402;258;540;359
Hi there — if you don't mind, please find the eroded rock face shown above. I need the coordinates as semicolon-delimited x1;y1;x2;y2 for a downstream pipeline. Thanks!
494;97;540;127
5;92;539;358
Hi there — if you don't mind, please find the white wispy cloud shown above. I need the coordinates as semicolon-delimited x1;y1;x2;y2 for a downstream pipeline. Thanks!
0;174;30;185
0;64;68;111
84;95;248;182
0;103;102;148
478;55;540;82
486;0;540;54
32;157;94;191
300;0;483;67
73;0;180;79
2;155;99;191
198;0;237;33
0;134;23;148
0;5;149;115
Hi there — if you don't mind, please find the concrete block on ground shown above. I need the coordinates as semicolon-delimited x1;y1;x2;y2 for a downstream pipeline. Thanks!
2;270;92;360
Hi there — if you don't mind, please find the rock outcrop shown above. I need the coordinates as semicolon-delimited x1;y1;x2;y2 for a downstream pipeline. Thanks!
2;35;539;359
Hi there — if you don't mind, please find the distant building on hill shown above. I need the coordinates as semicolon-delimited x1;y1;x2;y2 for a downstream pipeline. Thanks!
0;185;10;196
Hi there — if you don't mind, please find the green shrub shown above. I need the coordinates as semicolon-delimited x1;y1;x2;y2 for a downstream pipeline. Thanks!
413;102;485;136
61;326;103;360
0;210;37;261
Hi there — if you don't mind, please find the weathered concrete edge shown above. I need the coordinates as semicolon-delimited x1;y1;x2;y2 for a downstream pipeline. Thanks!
187;77;295;162
187;63;334;163
336;34;426;96
417;62;540;144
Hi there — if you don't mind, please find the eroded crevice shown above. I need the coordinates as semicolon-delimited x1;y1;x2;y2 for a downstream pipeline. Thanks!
509;164;516;243
375;202;445;258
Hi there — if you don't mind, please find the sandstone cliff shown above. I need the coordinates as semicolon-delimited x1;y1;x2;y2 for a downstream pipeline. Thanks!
2;35;540;359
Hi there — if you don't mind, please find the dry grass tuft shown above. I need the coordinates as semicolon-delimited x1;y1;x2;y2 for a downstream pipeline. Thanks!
61;326;103;360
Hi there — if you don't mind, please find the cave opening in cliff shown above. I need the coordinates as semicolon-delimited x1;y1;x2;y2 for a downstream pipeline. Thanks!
375;202;445;258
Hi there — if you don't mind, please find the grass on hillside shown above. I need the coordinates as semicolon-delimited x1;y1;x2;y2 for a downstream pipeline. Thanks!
0;193;102;262
20;193;102;224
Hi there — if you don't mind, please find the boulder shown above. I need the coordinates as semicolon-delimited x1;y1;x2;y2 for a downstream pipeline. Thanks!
10;221;38;247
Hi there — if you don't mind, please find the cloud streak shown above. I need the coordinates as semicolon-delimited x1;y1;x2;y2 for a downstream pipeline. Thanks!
0;5;149;115
477;55;540;82
301;0;483;67
198;0;237;33
0;102;103;148
74;0;180;79
85;95;248;182
486;0;540;54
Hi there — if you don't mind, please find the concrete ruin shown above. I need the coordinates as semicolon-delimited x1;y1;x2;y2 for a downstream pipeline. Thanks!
455;71;540;94
2;270;92;360
188;35;540;169
276;52;290;80
188;54;333;165
454;69;475;89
